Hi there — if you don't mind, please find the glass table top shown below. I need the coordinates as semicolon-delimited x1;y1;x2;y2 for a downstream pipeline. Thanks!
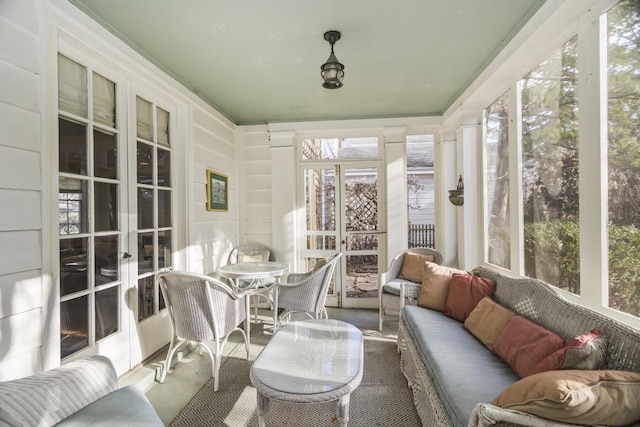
252;319;363;394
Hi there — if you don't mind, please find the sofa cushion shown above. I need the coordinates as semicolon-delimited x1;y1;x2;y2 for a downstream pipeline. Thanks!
445;274;496;321
398;252;435;283
492;369;640;426
55;385;163;426
402;306;518;427
492;315;564;378
417;262;469;311
530;328;607;376
382;278;422;298
464;297;514;348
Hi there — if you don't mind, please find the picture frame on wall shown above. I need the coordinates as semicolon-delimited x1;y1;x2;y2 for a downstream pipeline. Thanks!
206;169;228;212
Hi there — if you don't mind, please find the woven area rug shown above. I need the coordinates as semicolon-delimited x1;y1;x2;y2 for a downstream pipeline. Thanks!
169;323;421;427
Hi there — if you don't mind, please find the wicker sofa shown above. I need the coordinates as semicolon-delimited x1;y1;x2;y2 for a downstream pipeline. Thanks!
0;355;163;426
397;266;640;427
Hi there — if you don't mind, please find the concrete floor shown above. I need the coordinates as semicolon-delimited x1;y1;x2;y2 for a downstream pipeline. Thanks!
133;307;399;425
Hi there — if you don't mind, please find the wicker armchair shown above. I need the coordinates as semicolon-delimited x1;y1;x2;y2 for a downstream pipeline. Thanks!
275;253;342;329
157;271;249;391
378;247;443;331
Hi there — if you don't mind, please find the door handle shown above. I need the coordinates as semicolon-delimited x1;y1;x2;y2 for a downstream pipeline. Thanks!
122;252;132;259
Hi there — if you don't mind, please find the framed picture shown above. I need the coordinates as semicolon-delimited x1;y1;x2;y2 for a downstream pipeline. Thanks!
206;170;228;212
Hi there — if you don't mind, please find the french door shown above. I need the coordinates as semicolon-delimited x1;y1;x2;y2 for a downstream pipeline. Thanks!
300;163;384;309
56;53;174;374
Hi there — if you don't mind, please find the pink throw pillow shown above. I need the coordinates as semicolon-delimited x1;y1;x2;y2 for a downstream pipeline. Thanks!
445;274;496;321
492;315;565;378
529;328;607;376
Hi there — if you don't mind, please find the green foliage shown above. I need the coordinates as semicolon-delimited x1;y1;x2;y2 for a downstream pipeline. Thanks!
524;220;640;317
524;220;580;294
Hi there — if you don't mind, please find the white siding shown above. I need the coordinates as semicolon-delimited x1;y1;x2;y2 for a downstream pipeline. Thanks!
0;0;44;380
189;100;238;274
238;126;273;249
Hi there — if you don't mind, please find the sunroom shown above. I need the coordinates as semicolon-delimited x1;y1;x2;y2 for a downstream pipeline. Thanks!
1;0;640;425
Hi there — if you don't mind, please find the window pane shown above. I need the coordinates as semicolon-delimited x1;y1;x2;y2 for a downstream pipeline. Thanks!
60;237;88;296
306;235;337;250
305;168;336;231
59;177;89;235
158;230;172;269
138;232;154;274
136;96;153;141
94;130;117;179
407;135;436;249
158;189;172;228
58;54;87;117
301;137;378;160
138;276;155;321
93;72;116;127
95;286;118;340
138;188;154;230
345;255;377;298
137;142;153;184
158;147;171;187
485;93;511;269
607;0;640;318
521;36;579;294
95;234;119;284
157;107;170;147
344;169;377;232
94;182;118;231
61;296;89;358
59;119;87;175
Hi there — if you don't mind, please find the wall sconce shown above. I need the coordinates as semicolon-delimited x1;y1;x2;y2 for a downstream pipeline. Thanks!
448;175;464;206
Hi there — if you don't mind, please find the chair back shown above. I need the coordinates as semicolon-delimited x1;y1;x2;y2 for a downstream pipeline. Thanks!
404;247;443;265
228;243;271;264
157;271;246;342
279;253;342;314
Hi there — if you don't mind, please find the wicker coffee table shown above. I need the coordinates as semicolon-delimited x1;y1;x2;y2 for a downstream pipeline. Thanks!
250;319;363;427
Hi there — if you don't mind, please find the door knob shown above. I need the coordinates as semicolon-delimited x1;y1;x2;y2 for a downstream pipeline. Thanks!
122;252;132;259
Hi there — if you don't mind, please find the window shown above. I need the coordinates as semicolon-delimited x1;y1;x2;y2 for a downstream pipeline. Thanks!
607;0;640;317
521;36;580;294
301;137;379;160
485;93;510;269
406;135;435;249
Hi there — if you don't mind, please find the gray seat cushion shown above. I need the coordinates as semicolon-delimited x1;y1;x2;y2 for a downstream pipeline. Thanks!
55;385;163;426
402;305;518;427
382;278;421;297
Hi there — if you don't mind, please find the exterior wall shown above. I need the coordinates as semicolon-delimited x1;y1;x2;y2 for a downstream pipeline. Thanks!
407;173;435;225
0;0;46;380
188;99;238;274
237;125;272;250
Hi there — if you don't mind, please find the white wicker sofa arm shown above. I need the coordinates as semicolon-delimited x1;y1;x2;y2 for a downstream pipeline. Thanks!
0;356;118;426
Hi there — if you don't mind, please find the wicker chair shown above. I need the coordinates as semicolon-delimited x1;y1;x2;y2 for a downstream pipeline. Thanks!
157;271;249;391
275;253;342;329
378;247;443;331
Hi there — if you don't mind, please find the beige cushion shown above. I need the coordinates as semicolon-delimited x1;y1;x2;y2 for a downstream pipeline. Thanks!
464;297;514;348
398;252;436;283
492;370;640;426
417;262;469;311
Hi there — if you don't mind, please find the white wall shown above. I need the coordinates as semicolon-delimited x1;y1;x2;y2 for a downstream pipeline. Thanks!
188;99;239;274
0;0;46;380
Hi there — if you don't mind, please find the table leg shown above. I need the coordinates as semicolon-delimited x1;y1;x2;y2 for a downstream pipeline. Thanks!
256;392;269;427
273;287;279;332
336;394;350;427
245;296;251;338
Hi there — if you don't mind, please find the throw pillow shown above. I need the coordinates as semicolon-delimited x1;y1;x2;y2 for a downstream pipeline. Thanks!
492;369;640;426
492;315;564;378
445;274;496;321
398;252;436;283
417;262;469;311
529;328;607;376
464;297;514;348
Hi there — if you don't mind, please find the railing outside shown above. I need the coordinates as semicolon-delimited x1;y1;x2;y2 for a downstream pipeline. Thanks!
408;223;435;248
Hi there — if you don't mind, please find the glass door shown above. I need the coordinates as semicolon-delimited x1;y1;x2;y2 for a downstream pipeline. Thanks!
339;165;383;309
129;95;174;364
300;163;383;309
57;54;131;373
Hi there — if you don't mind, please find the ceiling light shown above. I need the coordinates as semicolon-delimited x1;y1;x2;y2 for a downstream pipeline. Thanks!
321;31;344;89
